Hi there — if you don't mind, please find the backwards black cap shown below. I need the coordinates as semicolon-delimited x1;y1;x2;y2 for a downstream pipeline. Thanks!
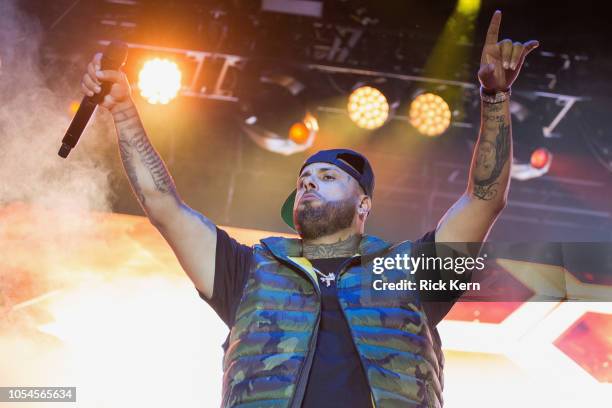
281;148;375;230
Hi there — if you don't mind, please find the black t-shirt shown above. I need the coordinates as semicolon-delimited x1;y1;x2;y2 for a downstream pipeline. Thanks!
300;257;371;408
198;228;454;407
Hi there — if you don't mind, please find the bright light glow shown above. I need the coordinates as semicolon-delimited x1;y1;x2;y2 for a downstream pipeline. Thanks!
409;93;452;137
347;86;390;129
138;58;182;104
304;112;319;132
456;0;481;15
36;278;225;407
4;205;612;408
68;100;80;115
531;147;552;169
289;122;310;144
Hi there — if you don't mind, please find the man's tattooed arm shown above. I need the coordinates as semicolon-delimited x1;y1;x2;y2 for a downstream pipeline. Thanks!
469;99;512;204
112;101;180;221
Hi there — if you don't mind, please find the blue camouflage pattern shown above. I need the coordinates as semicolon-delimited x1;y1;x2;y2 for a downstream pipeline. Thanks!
220;235;444;408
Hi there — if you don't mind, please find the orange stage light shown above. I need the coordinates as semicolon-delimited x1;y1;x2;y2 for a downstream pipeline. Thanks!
531;147;551;169
289;122;310;144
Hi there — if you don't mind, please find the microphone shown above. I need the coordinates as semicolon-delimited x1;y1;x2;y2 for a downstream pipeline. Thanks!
58;41;128;158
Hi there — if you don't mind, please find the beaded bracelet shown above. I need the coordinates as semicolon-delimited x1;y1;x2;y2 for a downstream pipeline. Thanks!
480;86;511;104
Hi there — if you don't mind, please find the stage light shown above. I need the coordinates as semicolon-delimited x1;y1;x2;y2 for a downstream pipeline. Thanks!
242;112;318;156
421;0;481;112
138;58;182;104
289;122;310;144
238;71;317;155
347;86;390;130
531;147;552;169
511;148;552;180
408;92;452;137
456;0;481;15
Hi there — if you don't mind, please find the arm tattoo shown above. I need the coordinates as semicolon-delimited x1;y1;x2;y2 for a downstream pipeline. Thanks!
472;101;511;201
113;104;177;205
118;139;146;204
302;234;361;259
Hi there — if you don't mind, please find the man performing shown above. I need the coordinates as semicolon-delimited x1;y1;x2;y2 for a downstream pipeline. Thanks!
80;10;537;408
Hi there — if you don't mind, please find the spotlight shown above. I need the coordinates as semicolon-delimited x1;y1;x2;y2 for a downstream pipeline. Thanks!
138;58;182;104
238;70;317;155
408;92;452;137
456;0;481;15
511;148;552;181
289;122;310;144
347;86;390;130
242;113;318;156
530;147;552;170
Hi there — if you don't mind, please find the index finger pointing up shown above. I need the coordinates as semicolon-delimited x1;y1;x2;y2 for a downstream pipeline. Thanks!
486;10;502;45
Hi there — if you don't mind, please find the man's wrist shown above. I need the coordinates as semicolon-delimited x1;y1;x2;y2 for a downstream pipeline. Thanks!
480;86;511;104
110;98;135;116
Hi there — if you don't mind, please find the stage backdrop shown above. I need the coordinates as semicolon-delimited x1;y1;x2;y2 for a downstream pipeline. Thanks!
1;203;610;407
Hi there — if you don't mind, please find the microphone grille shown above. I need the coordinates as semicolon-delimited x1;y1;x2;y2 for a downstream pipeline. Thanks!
101;41;128;70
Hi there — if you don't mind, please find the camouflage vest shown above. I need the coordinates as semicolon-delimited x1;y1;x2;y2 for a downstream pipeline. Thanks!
221;234;444;408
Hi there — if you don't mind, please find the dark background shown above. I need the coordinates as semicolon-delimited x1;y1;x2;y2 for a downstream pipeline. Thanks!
23;0;612;241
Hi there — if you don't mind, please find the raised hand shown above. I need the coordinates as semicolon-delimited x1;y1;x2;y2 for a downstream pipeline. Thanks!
478;10;539;92
81;52;132;112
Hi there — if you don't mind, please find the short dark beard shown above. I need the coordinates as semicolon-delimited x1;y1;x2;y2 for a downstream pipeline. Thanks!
294;196;356;241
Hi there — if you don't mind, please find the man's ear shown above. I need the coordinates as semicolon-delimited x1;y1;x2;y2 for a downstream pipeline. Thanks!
358;196;372;215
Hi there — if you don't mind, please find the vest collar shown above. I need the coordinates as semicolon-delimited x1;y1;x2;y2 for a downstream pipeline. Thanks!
260;234;394;294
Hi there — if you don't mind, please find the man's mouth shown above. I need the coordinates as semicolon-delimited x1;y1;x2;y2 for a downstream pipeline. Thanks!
300;192;320;202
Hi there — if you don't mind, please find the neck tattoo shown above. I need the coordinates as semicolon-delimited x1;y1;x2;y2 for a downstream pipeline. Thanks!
302;234;361;259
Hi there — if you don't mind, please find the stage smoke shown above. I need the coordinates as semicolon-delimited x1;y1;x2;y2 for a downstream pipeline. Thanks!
0;0;118;389
0;0;117;254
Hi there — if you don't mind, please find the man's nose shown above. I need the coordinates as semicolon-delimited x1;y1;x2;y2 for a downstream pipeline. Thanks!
303;177;318;192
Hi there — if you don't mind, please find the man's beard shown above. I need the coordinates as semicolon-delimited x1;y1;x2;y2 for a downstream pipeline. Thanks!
294;196;356;241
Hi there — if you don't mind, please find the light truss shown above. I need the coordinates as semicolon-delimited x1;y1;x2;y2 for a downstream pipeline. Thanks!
100;40;588;135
